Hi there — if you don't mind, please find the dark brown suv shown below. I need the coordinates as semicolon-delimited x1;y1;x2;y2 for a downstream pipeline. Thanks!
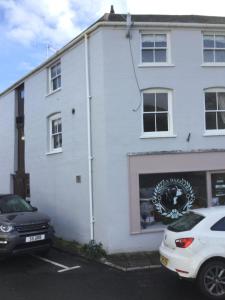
0;194;54;257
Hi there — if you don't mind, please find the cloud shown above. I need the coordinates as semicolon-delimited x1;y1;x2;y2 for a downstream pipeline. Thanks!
0;0;127;49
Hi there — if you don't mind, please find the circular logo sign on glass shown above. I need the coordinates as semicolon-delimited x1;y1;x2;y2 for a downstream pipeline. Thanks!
152;178;195;219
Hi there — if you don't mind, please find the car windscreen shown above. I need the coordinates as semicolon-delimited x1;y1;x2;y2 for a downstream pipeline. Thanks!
0;195;33;214
167;212;205;232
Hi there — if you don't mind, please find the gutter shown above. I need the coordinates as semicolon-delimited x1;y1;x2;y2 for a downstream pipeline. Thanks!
2;20;225;97
85;33;94;241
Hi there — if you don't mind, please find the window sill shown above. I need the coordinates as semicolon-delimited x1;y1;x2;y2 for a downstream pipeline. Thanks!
46;87;61;97
201;63;225;67
203;131;225;136
46;149;63;155
140;133;177;139
138;63;175;68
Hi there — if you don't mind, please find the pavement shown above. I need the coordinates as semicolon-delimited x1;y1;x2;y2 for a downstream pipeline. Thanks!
53;239;161;271
103;251;161;271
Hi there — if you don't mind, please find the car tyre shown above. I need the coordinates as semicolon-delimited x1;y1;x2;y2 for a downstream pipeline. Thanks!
198;260;225;299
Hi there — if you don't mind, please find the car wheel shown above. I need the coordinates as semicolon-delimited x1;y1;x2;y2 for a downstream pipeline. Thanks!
198;260;225;299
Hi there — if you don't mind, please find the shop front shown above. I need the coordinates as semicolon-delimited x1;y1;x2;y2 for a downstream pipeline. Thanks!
128;150;225;235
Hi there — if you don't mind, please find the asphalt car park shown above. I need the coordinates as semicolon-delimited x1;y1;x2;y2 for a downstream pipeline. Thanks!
0;247;206;300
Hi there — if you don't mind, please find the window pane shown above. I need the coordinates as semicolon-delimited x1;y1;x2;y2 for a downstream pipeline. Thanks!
56;63;61;75
205;112;217;129
156;93;168;111
52;120;58;134
51;66;57;78
218;93;225;110
53;135;58;148
142;49;154;62
155;34;167;47
204;50;214;62
218;112;225;129
58;121;62;133
211;173;225;206
57;76;61;89
142;35;154;47
139;172;207;230
215;50;225;62
143;93;155;112
59;133;62;147
155;49;166;62
203;35;214;48
215;35;225;48
52;78;58;90
205;92;217;110
156;113;168;131
143;114;155;132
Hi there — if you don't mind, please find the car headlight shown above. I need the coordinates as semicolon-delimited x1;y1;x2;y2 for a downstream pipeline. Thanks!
0;225;14;233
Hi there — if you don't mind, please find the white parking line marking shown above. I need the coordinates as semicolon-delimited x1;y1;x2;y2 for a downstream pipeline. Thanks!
57;266;81;273
32;255;81;273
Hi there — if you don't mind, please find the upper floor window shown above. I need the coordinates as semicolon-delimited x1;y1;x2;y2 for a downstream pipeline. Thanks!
141;34;168;64
203;34;225;63
49;61;61;92
142;89;173;137
48;113;62;153
205;89;225;133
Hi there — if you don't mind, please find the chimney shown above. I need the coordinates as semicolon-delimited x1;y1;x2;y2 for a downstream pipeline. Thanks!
110;5;115;14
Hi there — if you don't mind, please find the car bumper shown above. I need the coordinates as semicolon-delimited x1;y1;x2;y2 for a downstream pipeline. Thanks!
159;243;197;279
0;226;54;256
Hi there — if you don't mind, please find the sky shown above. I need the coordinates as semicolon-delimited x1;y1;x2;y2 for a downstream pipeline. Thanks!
1;0;225;92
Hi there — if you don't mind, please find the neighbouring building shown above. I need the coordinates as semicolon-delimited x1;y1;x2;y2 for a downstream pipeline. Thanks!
1;11;225;253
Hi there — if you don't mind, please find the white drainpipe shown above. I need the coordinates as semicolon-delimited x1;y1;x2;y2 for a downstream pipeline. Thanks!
84;33;94;241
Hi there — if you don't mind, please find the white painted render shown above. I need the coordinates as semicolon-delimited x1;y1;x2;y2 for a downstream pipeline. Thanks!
1;23;225;252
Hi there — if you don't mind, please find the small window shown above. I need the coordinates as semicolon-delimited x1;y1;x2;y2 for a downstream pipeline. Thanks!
205;89;225;132
49;61;61;92
48;113;62;152
203;34;225;63
211;217;225;231
141;34;168;64
142;89;173;136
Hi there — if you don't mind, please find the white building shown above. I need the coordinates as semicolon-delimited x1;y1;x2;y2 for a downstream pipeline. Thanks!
1;12;225;253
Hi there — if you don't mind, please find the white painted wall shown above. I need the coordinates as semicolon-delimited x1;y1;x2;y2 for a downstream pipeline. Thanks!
0;91;15;194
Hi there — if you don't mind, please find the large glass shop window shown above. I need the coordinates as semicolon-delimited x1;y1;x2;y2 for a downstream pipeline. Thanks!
139;172;207;230
211;173;225;206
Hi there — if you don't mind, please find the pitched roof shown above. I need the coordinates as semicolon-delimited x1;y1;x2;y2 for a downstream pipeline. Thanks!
99;13;225;24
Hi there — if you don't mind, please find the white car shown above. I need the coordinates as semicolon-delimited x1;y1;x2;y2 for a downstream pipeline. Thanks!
159;206;225;299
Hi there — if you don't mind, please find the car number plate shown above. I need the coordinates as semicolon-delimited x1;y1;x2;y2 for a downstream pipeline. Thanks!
25;234;45;243
160;255;168;267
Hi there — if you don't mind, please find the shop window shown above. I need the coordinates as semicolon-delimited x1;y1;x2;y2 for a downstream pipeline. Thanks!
139;171;207;230
211;173;225;206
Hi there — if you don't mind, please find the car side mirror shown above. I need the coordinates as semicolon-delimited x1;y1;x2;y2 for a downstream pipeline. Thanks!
32;207;38;212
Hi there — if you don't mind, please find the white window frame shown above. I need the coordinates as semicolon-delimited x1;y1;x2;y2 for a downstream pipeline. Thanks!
48;113;62;153
49;61;61;93
140;32;172;66
141;89;174;138
204;88;225;136
202;33;225;66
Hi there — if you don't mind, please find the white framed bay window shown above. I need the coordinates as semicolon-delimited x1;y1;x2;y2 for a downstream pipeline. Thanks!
48;113;62;153
141;89;174;138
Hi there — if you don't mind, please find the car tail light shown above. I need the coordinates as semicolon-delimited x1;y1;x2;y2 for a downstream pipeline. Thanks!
175;238;194;248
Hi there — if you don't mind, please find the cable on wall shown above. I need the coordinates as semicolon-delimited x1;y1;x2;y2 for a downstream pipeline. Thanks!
124;14;143;112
